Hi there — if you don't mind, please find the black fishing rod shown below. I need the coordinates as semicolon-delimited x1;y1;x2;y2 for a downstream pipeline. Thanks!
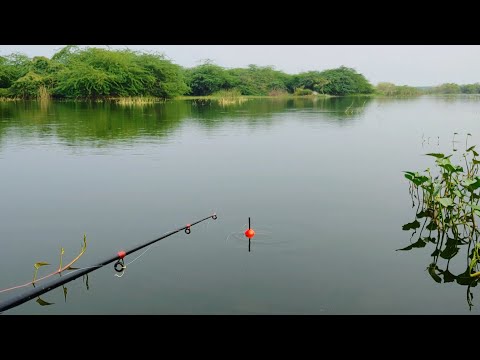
0;213;217;313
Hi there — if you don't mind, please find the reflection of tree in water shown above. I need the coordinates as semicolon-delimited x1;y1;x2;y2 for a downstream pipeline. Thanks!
0;97;373;147
400;135;480;309
188;96;373;126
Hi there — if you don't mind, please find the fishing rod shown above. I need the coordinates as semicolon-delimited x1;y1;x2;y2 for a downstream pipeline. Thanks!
0;213;217;314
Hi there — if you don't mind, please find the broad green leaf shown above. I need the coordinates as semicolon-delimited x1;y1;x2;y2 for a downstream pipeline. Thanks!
403;172;428;186
436;157;451;166
438;158;463;173
473;159;480;165
433;183;442;197
426;153;445;158
474;150;479;157
467;146;476;152
36;297;54;306
437;197;453;207
463;178;476;187
468;178;480;190
453;189;463;198
427;263;442;283
402;220;420;230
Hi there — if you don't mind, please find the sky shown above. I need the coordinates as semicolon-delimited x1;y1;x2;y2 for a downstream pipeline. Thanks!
1;45;479;87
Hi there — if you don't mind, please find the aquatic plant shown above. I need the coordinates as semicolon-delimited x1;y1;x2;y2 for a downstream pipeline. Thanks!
211;89;248;106
113;96;160;106
401;134;480;309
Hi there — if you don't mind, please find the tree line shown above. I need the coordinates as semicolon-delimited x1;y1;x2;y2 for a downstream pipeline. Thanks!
4;46;468;100
0;46;376;100
426;83;480;94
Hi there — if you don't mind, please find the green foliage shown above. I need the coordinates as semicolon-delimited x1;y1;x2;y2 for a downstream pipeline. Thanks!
460;83;480;94
185;62;234;96
288;71;330;94
0;47;379;99
401;134;480;309
228;65;289;96
293;87;313;96
427;82;480;95
319;66;374;96
0;88;10;97
10;71;47;98
433;83;462;94
134;52;189;98
376;82;420;96
33;262;50;283
0;53;31;89
49;47;189;99
211;88;243;98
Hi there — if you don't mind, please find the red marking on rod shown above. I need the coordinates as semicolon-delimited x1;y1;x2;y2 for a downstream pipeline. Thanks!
117;251;126;259
186;224;191;228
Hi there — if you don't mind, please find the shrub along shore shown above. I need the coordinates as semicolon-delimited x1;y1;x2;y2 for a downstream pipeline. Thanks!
2;46;472;102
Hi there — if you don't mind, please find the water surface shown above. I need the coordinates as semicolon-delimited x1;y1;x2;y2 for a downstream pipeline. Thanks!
1;96;480;314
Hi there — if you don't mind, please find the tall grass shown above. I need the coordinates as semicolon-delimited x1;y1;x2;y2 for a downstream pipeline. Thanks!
211;89;248;106
37;85;51;101
112;96;161;106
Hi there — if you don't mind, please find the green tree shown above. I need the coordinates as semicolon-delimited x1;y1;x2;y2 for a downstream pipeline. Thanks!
319;66;373;95
376;82;396;96
228;65;289;95
460;83;480;94
52;47;188;99
185;62;234;96
433;83;461;94
0;53;31;89
288;71;330;94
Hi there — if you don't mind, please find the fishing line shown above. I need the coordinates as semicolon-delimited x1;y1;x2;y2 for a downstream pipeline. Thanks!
113;211;220;277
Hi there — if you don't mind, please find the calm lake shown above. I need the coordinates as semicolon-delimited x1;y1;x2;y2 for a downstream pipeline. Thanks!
1;95;480;314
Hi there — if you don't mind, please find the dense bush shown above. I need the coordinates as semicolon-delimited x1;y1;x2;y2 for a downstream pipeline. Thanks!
0;47;377;99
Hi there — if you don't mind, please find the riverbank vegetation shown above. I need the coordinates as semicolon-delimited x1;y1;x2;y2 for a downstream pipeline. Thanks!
2;46;472;102
0;46;376;101
426;83;480;95
375;82;420;96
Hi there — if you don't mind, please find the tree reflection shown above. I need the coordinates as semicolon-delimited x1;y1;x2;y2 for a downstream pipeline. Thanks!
0;97;373;148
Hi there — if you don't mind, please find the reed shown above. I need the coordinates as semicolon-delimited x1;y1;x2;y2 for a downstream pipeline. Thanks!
37;85;51;101
211;89;248;106
113;96;161;106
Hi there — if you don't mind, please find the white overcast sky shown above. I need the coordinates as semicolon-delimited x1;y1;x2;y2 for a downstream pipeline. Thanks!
1;45;479;87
